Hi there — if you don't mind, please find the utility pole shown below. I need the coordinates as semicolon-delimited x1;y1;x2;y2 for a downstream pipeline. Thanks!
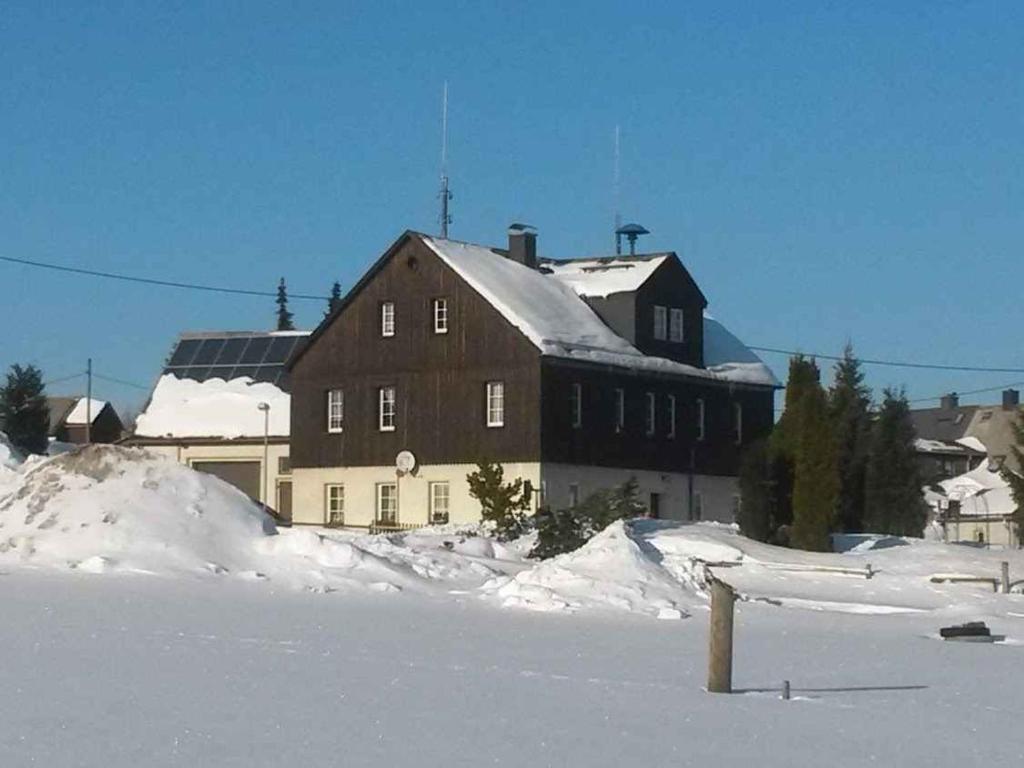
85;358;93;444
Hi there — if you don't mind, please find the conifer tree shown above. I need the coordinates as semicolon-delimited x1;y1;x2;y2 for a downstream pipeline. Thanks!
737;439;773;542
276;278;295;331
829;343;872;532
864;388;927;537
790;378;838;551
466;461;531;540
325;281;342;318
0;364;50;455
999;408;1024;546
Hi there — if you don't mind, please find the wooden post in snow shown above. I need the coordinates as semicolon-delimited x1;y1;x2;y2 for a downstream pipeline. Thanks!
1001;561;1010;594
707;577;736;694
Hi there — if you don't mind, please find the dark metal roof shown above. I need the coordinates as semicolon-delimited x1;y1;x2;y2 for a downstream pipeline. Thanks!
162;331;309;391
910;406;979;443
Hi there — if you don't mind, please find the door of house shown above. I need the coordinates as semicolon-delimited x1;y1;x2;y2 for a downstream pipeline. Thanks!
276;480;293;523
649;492;661;519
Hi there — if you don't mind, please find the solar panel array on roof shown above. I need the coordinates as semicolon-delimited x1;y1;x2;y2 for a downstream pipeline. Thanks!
161;333;307;390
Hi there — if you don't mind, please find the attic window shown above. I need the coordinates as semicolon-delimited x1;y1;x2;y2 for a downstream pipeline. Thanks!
653;306;668;340
406;256;419;271
580;264;634;273
980;411;992;422
669;308;684;343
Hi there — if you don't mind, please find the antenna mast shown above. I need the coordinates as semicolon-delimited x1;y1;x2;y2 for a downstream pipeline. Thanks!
439;81;452;238
613;125;622;254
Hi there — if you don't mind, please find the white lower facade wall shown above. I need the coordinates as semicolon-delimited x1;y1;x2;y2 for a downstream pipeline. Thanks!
291;463;542;527
139;442;292;508
539;463;739;524
291;461;738;527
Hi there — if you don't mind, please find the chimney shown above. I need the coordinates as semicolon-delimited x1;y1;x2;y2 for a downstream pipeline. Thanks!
940;392;959;410
1003;389;1020;410
507;223;537;269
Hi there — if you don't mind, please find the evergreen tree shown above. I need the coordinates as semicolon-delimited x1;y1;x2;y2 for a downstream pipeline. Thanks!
737;439;774;542
0;364;50;455
864;388;928;537
790;377;838;551
829;343;872;532
325;281;342;318
999;408;1024;546
276;278;295;331
466;461;531;540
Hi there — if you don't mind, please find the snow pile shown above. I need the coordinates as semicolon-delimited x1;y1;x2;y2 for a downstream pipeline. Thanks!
134;374;290;439
0;445;278;574
483;521;691;618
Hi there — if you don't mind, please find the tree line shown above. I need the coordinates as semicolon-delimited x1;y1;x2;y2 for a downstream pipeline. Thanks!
737;344;928;550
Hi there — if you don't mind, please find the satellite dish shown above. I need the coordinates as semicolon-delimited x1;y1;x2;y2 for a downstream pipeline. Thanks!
396;450;416;474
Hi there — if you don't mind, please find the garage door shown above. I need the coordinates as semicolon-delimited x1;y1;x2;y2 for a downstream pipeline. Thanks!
191;460;261;501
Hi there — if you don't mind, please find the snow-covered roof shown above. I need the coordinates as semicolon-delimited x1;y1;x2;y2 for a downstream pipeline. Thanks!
956;436;988;454
64;398;107;426
541;255;669;298
938;464;1017;517
134;374;290;439
422;236;778;387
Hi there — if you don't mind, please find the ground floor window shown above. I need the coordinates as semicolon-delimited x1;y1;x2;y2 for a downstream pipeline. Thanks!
430;481;450;524
325;484;344;526
376;482;398;524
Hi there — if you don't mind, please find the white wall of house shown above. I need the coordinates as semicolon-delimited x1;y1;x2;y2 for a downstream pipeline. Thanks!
941;516;1019;548
291;461;739;527
291;463;542;527
540;463;739;523
141;442;292;509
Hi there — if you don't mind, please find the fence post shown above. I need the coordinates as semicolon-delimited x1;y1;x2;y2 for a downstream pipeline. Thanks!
707;578;736;694
1001;561;1010;594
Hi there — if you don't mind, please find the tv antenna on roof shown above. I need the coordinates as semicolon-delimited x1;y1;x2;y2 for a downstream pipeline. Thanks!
613;125;621;251
438;81;453;238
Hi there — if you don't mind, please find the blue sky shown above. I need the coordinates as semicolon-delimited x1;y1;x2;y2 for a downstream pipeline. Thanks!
2;1;1022;415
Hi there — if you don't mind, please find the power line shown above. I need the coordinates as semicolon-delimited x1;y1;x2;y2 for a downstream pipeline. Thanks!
749;345;1024;375
0;255;327;301
92;372;150;391
43;371;85;387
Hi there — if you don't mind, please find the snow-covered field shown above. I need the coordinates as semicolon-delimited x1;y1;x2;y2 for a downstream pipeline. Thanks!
1;446;1023;766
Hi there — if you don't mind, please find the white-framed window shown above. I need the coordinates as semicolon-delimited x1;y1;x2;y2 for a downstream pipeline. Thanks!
378;386;396;431
668;394;676;439
669;308;685;342
433;298;448;334
614;388;625;433
733;402;743;445
691;492;704;522
568;483;580;508
381;301;395;337
326;388;344;433
645;392;656;436
653;305;668;340
696;398;706;441
486;381;505;427
376;482;398;524
325;483;344;526
429;481;450;524
571;383;582;428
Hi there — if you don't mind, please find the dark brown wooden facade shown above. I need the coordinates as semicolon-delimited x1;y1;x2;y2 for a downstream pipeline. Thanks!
290;231;775;477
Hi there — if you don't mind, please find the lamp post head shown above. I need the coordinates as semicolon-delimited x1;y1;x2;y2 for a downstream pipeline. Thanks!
257;402;270;412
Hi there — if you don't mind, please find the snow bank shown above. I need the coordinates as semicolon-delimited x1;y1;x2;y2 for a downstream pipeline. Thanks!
134;374;290;439
483;521;691;618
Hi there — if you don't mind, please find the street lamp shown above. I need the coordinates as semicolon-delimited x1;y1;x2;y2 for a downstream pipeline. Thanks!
257;402;270;508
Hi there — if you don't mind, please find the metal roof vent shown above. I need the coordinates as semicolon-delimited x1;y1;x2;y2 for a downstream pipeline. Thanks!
615;223;650;256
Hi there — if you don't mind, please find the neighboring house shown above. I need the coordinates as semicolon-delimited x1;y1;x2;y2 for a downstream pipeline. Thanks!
46;396;124;445
911;390;1022;477
287;226;779;529
927;462;1019;547
914;437;986;485
126;330;309;522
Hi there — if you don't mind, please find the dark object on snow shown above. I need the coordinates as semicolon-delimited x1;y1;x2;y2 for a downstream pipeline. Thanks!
940;622;1005;642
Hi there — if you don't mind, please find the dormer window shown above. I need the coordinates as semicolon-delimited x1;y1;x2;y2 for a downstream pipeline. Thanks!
653;305;668;340
381;302;395;337
669;309;684;342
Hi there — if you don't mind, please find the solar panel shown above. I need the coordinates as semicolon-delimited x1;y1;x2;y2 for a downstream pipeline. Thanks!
160;332;308;393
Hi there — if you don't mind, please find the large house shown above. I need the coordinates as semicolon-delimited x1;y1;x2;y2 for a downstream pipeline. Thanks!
286;226;778;528
127;330;308;521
